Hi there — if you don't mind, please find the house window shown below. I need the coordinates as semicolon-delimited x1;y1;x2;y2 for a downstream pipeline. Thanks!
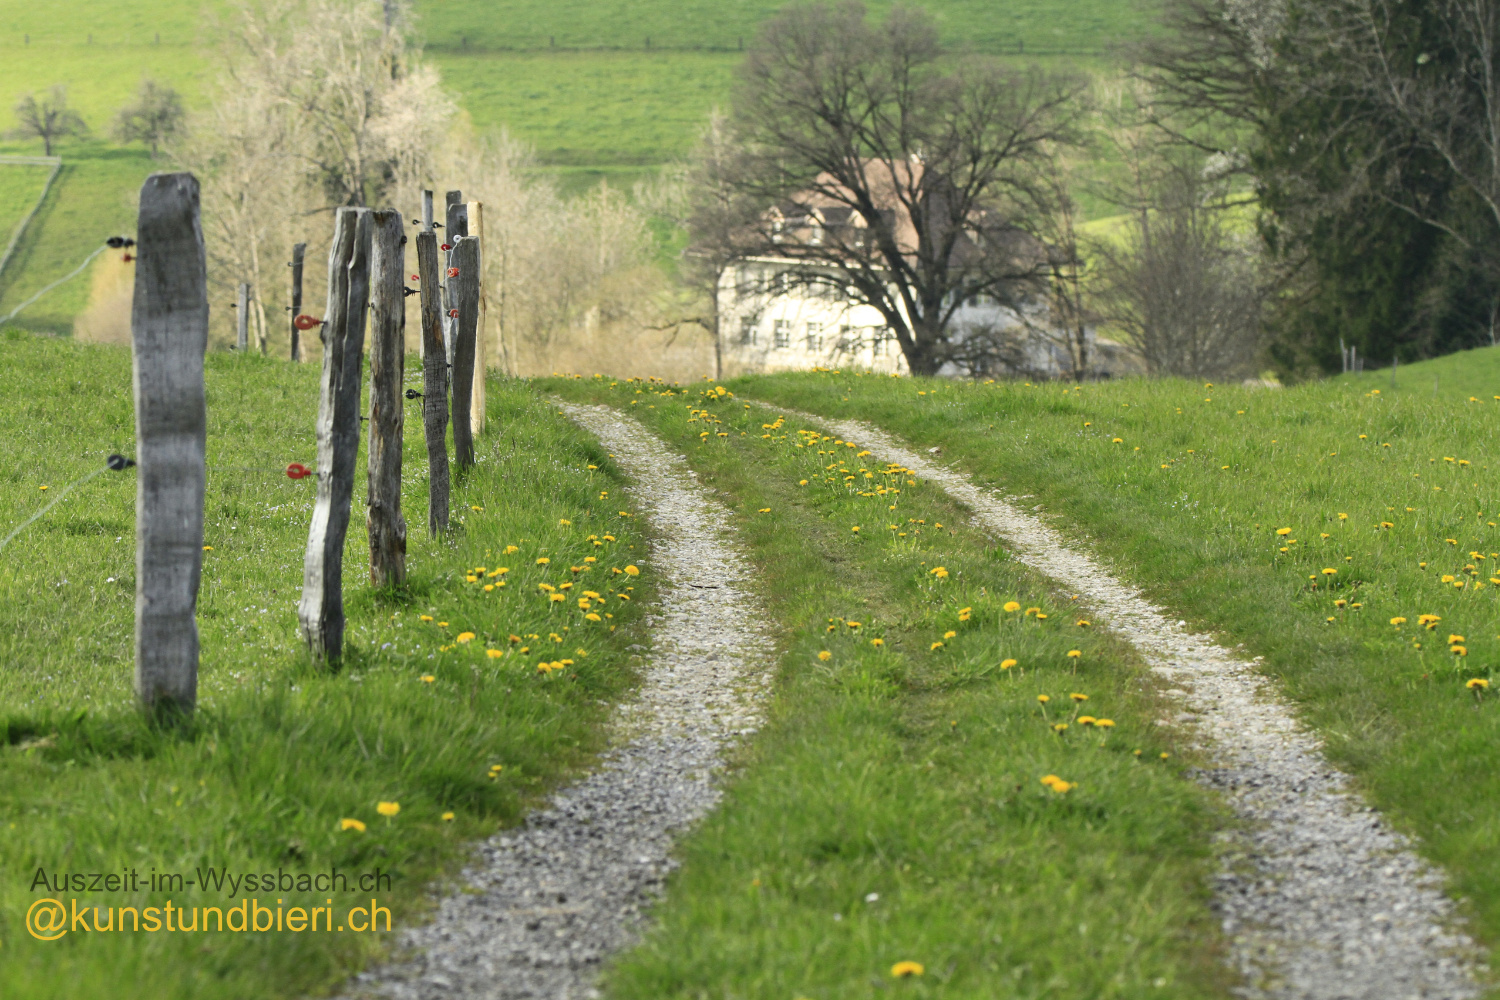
873;327;892;356
774;320;792;349
740;317;757;346
838;325;855;352
805;322;822;352
809;222;823;246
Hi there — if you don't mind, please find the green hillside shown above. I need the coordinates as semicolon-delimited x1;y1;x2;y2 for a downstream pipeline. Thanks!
1335;343;1500;400
0;0;1159;332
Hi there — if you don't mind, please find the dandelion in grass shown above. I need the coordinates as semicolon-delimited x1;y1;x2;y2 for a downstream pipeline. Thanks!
943;630;956;640
487;649;504;659
1052;723;1069;733
1078;715;1096;726
818;651;831;661
1277;527;1292;536
1334;600;1347;608
1071;692;1088;702
340;818;366;832
1449;634;1466;645
930;566;948;579
624;565;640;576
1001;658;1017;670
1322;568;1337;577
1037;694;1050;704
1391;617;1408;626
1004;601;1021;613
1095;719;1115;728
1040;775;1075;794
536;557;550;566
1025;607;1041;616
958;607;972;621
456;632;475;644
1468;678;1489;691
1076;619;1090;627
1338;513;1348;521
376;802;401;822
871;638;885;648
931;641;944;651
891;962;925;978
1453;645;1468;656
420;615;433;622
420;674;435;683
1067;650;1082;659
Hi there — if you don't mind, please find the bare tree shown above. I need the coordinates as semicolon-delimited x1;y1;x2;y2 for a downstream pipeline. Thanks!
10;86;88;156
112;79;186;158
1091;147;1266;377
178;0;453;351
713;1;1087;376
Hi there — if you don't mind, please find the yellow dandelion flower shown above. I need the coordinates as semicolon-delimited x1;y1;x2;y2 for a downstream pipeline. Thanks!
943;630;957;640
1037;694;1050;704
1001;658;1017;669
930;566;949;578
818;651;832;661
1070;692;1088;701
931;641;944;651
340;818;366;832
891;961;924;978
1003;601;1021;612
487;649;504;659
624;565;640;576
456;632;475;643
1276;527;1292;536
1067;650;1082;659
536;557;550;565
1094;719;1115;728
376;802;401;818
1390;617;1408;626
1452;645;1468;656
1467;678;1489;690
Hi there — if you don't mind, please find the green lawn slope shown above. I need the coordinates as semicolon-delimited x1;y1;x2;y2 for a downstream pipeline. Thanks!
1336;342;1500;401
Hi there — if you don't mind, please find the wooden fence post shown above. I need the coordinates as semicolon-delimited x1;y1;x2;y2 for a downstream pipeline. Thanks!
450;236;480;470
367;210;407;586
443;191;467;378
467;200;487;437
416;230;450;535
419;190;434;363
236;281;249;351
289;242;305;362
132;172;208;715
298;207;372;661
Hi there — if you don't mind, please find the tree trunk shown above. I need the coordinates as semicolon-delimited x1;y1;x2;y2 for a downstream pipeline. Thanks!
298;208;372;661
132;172;208;716
235;281;250;351
367;210;407;587
450;236;480;470
416;230;450;535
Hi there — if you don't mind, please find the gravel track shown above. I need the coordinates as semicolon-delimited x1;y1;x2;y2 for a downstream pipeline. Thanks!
768;406;1485;1000
346;403;772;1000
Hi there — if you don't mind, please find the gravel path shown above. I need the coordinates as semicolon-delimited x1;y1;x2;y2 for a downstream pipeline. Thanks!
346;403;772;1000
766;406;1485;1000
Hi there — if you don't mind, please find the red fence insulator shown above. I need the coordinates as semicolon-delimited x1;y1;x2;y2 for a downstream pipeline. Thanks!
446;267;459;278
293;314;321;330
440;243;452;251
121;253;134;263
285;463;312;480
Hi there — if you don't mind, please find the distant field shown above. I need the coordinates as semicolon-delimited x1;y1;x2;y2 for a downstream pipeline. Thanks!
0;0;1156;332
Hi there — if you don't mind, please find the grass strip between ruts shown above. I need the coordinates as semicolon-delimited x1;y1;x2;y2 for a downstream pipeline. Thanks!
547;375;1231;999
743;368;1500;967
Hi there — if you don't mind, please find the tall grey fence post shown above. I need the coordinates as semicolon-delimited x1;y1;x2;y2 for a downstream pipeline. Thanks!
419;190;434;363
236;281;250;351
132;172;208;715
467;200;487;438
416;230;450;535
367;210;407;587
289;242;305;362
442;191;467;382
298;207;372;661
450;236;480;470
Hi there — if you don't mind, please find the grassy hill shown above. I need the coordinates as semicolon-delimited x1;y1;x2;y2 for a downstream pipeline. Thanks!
1334;342;1500;401
0;0;1158;332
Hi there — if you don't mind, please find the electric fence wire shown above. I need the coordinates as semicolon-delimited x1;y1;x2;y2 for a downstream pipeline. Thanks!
0;245;108;326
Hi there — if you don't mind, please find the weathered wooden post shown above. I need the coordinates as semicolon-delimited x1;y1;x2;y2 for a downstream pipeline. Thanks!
132;172;208;715
467;200;487;437
235;281;250;351
450;236;480;470
442;191;467;378
298;207;372;661
416;230;450;535
289;242;305;362
419;190;434;363
367;210;407;586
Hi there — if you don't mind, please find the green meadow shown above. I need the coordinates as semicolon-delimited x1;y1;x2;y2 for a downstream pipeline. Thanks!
0;337;655;997
743;359;1500;966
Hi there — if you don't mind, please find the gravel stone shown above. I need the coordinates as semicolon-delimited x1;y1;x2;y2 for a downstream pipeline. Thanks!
345;403;772;1000
775;408;1485;1000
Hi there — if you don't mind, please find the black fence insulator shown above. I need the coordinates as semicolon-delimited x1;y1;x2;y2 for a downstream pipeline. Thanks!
105;236;136;249
404;388;423;399
403;286;419;297
106;453;136;471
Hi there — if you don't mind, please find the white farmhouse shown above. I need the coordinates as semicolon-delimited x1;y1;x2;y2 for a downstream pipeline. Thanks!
713;176;1108;378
